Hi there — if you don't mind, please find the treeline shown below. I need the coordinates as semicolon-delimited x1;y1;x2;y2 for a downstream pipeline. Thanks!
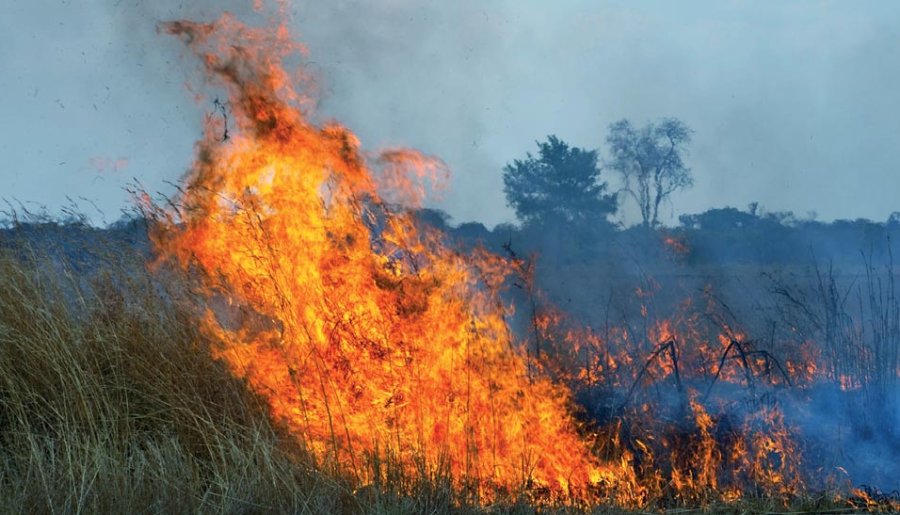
416;117;899;270
420;204;900;269
5;205;897;270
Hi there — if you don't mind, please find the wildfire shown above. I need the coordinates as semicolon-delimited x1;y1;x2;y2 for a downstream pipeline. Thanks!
143;6;893;510
149;12;625;503
662;234;689;256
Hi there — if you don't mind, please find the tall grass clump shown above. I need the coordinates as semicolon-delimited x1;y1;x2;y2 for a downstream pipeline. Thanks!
0;224;362;514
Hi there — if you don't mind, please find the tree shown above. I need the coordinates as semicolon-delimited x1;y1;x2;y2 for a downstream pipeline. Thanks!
606;118;693;228
503;135;617;229
678;207;758;231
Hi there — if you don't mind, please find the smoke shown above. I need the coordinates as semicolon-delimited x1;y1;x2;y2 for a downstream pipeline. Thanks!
4;1;900;227
286;1;900;228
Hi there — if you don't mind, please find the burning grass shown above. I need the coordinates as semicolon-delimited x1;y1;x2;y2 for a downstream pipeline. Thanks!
0;230;567;514
2;4;899;514
141;8;896;510
2;230;874;515
148;12;613;505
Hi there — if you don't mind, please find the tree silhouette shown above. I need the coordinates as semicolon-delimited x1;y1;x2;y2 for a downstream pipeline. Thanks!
606;118;693;228
503;135;616;229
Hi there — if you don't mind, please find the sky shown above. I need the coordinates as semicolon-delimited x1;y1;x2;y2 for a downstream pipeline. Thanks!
2;0;900;228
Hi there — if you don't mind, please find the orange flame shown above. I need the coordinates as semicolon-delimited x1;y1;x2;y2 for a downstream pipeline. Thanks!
150;13;619;501
141;8;882;509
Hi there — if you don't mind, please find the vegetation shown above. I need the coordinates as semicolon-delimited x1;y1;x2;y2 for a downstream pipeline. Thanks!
503;135;617;231
0;225;536;514
606;118;693;228
0;222;883;514
4;221;874;514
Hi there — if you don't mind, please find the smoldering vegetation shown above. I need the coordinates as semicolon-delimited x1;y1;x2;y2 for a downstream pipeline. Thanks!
422;205;900;496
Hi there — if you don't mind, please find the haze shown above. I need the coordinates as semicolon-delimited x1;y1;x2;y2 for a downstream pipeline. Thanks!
2;0;899;227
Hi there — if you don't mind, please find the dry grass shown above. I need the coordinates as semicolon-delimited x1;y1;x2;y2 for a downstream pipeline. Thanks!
0;226;618;514
0;225;878;514
0;232;361;513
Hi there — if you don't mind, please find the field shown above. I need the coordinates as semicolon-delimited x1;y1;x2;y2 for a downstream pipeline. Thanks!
0;223;896;514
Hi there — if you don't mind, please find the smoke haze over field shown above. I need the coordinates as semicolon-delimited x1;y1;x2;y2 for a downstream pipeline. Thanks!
2;1;900;227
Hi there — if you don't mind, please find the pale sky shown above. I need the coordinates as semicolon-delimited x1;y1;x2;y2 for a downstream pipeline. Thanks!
2;1;899;227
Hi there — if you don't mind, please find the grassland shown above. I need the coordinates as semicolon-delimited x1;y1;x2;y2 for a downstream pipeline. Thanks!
0;224;885;514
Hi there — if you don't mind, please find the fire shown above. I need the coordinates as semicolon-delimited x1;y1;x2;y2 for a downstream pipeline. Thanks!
149;13;619;502
526;286;811;505
141;6;894;510
662;234;689;256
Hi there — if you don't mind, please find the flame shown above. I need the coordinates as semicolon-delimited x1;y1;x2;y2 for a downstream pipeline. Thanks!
149;13;618;501
526;285;811;504
143;7;890;509
662;234;689;256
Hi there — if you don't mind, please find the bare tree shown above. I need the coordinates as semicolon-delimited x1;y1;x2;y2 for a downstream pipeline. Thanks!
606;118;693;228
